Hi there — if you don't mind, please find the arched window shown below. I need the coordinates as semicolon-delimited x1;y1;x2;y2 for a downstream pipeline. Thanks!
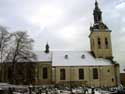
79;69;84;80
92;39;95;49
112;78;114;82
43;67;48;79
105;38;108;48
93;68;98;79
98;38;101;48
60;69;66;80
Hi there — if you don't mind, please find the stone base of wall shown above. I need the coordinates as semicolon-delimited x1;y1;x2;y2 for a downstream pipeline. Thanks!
55;81;88;87
33;80;52;85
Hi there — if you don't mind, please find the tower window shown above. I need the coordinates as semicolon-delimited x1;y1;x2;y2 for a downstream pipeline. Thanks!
105;38;108;48
91;39;95;49
93;68;98;79
79;69;84;80
60;69;66;80
43;67;48;79
107;69;110;72
98;38;101;48
93;39;95;49
112;78;114;82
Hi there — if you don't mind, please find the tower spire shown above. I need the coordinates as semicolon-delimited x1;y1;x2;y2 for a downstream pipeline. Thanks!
93;0;102;23
90;0;108;31
95;0;98;7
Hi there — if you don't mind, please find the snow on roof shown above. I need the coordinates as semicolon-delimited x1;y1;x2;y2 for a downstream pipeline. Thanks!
52;51;113;66
35;51;52;62
34;51;113;66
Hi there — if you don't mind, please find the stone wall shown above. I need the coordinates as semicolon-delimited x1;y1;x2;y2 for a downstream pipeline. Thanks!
52;65;117;87
0;62;119;87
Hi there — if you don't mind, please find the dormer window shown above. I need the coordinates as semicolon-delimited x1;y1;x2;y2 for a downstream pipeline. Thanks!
64;54;68;59
81;54;85;59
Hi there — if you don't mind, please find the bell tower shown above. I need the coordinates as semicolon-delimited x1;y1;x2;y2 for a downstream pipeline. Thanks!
89;0;113;59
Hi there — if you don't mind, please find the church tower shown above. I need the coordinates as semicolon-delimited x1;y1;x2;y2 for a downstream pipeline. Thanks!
89;0;113;59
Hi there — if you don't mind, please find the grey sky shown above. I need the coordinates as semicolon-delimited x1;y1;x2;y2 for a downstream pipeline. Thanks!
0;0;125;72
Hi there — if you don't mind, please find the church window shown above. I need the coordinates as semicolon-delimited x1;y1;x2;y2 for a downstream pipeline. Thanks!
43;67;48;79
93;39;95;49
65;55;68;59
98;38;101;48
107;69;110;72
105;38;108;48
91;39;95;49
60;69;66;80
112;78;114;82
91;39;92;50
93;68;98;79
79;69;84;80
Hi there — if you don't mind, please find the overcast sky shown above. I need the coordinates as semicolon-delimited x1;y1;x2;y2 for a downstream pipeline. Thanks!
0;0;125;72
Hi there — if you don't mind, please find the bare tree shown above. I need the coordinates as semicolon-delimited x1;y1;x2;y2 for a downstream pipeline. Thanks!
0;25;13;81
7;31;36;62
5;31;36;84
0;25;36;84
0;25;12;63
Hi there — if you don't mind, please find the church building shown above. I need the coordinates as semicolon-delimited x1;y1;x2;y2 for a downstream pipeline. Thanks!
33;0;120;87
0;1;120;87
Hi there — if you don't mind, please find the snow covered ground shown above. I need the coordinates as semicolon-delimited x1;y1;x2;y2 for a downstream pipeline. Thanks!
0;83;120;94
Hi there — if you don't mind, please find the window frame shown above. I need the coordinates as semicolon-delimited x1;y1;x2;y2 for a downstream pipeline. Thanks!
105;38;108;48
43;67;48;79
60;69;66;80
98;37;101;49
79;69;84;80
93;68;98;79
